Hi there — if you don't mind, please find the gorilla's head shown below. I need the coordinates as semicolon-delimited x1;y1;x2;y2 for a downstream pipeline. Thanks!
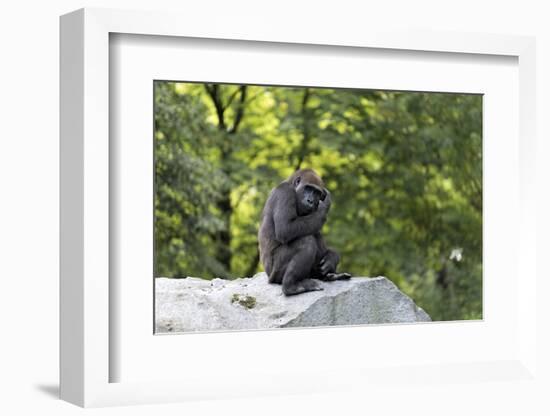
290;169;327;216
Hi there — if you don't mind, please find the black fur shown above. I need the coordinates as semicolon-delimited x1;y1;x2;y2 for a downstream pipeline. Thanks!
258;169;350;296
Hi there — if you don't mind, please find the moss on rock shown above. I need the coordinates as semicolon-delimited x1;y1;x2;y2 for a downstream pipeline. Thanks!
231;293;257;309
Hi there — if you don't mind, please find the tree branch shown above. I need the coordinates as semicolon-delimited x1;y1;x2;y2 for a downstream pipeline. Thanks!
204;84;226;130
223;87;242;112
229;86;248;134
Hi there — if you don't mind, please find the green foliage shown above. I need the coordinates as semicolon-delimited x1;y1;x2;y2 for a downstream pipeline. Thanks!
154;81;482;321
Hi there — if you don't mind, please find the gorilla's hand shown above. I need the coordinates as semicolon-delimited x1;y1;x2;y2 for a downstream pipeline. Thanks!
317;189;331;222
319;250;338;276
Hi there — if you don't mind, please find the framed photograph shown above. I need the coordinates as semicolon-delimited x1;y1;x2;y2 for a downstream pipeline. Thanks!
60;8;537;407
152;80;484;334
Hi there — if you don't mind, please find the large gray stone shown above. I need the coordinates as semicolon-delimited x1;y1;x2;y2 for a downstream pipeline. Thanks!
155;272;430;333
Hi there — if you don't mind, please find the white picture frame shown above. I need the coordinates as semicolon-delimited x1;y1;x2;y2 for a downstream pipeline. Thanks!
60;7;537;408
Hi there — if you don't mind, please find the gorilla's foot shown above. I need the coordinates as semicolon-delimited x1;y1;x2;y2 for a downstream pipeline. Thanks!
282;279;323;296
324;272;352;281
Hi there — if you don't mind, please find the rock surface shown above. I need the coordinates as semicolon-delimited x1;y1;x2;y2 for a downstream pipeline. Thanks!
155;272;430;333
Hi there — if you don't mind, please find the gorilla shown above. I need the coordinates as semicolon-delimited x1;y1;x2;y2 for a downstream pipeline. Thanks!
258;168;351;296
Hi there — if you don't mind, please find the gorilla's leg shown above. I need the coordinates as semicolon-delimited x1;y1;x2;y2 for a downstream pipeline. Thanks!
281;235;323;296
266;246;291;284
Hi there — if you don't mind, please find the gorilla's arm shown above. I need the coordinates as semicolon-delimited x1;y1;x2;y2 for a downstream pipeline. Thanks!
272;184;329;244
313;232;351;281
314;232;340;275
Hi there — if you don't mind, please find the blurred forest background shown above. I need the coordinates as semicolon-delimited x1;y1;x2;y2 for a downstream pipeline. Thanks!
154;81;482;321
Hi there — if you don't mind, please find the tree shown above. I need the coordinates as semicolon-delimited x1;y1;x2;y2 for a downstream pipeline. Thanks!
154;82;483;321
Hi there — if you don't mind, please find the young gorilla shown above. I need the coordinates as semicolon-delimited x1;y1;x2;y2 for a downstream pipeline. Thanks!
258;169;351;296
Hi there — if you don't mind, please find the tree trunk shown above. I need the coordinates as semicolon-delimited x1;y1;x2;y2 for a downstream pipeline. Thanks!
295;88;312;171
204;85;248;277
244;248;260;277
